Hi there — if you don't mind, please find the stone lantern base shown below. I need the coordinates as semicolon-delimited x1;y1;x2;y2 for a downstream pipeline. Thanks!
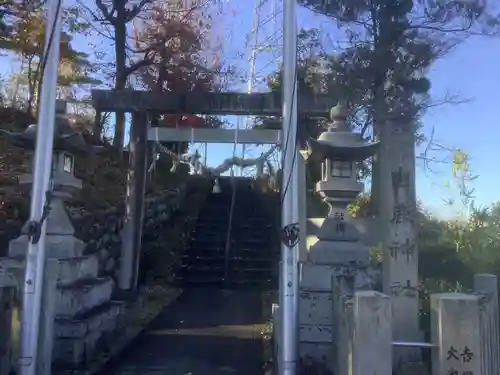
3;195;121;373
298;213;381;372
306;216;370;265
9;198;86;259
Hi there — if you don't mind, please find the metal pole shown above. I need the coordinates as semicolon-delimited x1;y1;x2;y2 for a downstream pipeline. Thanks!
243;0;261;177
19;0;62;374
280;0;299;374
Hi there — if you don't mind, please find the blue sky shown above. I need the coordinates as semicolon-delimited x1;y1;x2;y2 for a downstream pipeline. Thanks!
1;1;498;218
416;35;500;217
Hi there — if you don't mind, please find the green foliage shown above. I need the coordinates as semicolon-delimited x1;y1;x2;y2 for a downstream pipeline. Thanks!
369;243;383;266
416;198;500;335
347;193;372;217
298;0;492;32
0;2;100;112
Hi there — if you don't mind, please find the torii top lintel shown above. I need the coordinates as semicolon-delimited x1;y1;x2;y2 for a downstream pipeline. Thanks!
91;90;334;117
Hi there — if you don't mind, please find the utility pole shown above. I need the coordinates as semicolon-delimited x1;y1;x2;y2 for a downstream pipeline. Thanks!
279;0;299;375
19;0;62;374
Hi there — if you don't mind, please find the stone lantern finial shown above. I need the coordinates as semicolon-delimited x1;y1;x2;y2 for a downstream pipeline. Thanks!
328;101;349;131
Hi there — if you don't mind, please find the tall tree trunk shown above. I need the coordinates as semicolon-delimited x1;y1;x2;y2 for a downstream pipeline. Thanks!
94;111;103;140
113;0;127;154
370;124;381;215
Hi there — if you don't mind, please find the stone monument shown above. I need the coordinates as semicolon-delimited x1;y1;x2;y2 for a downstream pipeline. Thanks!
1;101;123;373
298;103;380;370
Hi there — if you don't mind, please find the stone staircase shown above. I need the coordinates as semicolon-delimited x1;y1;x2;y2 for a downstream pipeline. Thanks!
178;177;279;287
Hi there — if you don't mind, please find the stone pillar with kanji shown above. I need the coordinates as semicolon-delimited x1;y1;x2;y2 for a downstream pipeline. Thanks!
298;103;380;370
375;119;420;370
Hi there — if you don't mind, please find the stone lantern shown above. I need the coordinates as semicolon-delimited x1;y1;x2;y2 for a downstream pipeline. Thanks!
306;102;379;264
297;103;380;372
1;100;103;258
0;100;107;375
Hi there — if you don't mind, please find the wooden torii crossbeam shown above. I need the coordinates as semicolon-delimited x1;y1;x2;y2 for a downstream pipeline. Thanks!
91;90;332;116
91;90;333;144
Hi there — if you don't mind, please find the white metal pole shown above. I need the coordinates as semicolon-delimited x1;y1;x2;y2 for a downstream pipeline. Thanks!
280;0;299;374
19;0;62;374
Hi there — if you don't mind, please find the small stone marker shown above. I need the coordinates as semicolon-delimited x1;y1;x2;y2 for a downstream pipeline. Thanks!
431;293;481;375
351;291;392;375
473;274;499;375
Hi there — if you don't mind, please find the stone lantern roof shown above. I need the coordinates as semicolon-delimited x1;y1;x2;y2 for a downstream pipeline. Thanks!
0;101;103;155
308;103;379;162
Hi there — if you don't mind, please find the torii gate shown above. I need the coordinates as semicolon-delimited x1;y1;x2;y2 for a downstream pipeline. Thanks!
91;89;332;293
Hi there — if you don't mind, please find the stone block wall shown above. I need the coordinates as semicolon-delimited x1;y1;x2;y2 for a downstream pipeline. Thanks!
68;188;187;284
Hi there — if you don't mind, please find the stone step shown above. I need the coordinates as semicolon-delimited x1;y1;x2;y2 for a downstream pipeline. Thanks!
180;264;273;273
53;301;125;368
199;203;267;211
179;266;225;278
57;255;99;286
299;324;334;344
194;219;272;228
178;267;273;282
8;234;86;259
191;228;274;238
189;237;272;248
182;254;275;264
196;209;268;218
54;301;125;338
181;260;275;271
1;255;99;288
56;277;115;317
185;246;275;258
192;224;274;232
175;275;274;286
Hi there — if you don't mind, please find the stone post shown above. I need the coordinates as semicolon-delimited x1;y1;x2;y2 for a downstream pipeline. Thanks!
473;274;499;375
119;111;148;293
431;293;481;375
0;263;16;375
351;291;392;375
332;273;353;375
